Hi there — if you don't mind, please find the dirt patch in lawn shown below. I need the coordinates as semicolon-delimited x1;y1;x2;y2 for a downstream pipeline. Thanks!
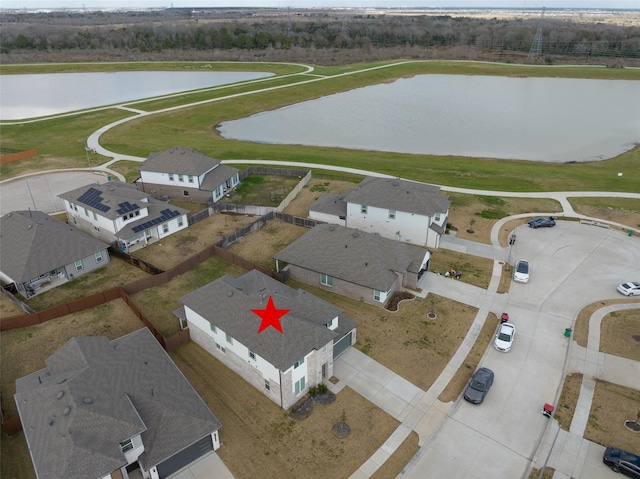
438;312;500;403
573;299;640;349
283;178;357;217
171;341;403;479
554;373;583;431
428;249;494;289
24;256;150;311
133;212;258;271
1;299;145;419
290;281;478;392
448;194;562;245
227;219;309;269
528;467;556;479
586;380;640;456
600;309;640;361
1;294;25;317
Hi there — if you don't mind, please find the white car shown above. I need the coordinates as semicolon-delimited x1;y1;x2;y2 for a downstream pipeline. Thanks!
617;282;640;296
494;323;516;352
513;260;530;283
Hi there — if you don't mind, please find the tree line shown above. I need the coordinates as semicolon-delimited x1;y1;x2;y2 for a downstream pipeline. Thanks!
1;8;639;65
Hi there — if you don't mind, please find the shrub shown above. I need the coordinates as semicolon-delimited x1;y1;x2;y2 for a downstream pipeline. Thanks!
317;383;329;395
308;385;318;397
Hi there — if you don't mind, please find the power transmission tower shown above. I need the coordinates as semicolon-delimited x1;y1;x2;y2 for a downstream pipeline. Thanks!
528;7;545;58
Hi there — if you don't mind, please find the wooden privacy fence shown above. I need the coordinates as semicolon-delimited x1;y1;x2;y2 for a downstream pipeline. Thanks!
0;149;38;164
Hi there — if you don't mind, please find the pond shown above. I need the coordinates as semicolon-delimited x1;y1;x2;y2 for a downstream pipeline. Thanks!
218;74;640;163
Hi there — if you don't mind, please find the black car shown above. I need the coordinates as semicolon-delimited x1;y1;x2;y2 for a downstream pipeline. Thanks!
528;216;556;228
603;447;640;477
463;367;494;405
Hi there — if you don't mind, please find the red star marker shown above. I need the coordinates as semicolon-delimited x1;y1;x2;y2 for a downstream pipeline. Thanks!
252;295;289;334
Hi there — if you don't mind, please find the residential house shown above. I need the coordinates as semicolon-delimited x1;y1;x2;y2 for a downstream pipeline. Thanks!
0;210;110;298
59;181;188;252
308;177;450;248
179;269;358;410
136;146;240;203
14;328;222;479
274;224;430;307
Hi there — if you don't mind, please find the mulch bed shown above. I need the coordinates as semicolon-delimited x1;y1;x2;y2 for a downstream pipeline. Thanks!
289;391;337;421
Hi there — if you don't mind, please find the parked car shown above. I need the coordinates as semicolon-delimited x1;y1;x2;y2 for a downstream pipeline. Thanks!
603;447;640;477
513;260;530;283
528;216;556;228
463;367;494;405
617;282;640;297
494;323;516;352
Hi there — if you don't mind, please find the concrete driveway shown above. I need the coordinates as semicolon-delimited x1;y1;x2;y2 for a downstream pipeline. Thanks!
403;221;639;479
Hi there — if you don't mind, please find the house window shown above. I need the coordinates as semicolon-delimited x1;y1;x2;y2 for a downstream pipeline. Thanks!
178;174;184;182
321;274;332;286
188;175;194;183
85;208;89;217
178;217;184;227
374;290;382;301
169;173;174;181
435;213;442;222
361;205;368;214
294;357;305;369
95;251;103;263
389;209;396;220
74;259;83;272
94;226;100;232
119;439;134;453
322;344;328;353
264;379;270;391
92;211;97;220
210;324;217;333
162;224;169;234
294;377;306;395
249;350;256;360
216;343;225;353
135;211;140;217
225;333;233;345
183;190;190;197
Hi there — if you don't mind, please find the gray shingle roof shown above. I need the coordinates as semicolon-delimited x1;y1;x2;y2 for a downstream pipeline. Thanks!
142;147;221;176
307;190;353;217
14;329;221;479
274;224;428;292
0;210;109;283
199;164;239;192
180;270;354;370
346;177;450;216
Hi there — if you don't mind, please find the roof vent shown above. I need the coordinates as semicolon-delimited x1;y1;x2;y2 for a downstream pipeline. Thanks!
56;391;64;399
83;397;93;404
352;232;358;238
329;226;335;231
227;291;233;297
49;420;54;427
393;181;398;186
63;406;71;415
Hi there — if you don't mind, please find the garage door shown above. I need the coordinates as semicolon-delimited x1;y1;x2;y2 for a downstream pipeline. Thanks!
156;435;213;479
333;332;353;359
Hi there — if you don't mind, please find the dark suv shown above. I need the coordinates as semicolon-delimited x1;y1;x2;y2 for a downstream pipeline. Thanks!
603;447;640;477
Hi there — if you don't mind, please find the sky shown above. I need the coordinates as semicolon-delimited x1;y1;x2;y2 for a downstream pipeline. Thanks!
1;1;639;10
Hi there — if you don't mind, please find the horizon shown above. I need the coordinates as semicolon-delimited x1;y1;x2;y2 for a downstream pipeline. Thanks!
2;1;639;12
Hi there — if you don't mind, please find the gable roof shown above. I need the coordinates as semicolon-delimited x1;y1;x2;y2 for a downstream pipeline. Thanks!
345;177;450;216
14;329;221;479
307;189;353;217
180;270;351;370
0;210;109;283
142;147;221;176
274;224;428;292
200;164;240;191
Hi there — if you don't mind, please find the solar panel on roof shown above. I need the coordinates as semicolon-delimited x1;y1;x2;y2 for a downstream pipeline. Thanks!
76;187;111;213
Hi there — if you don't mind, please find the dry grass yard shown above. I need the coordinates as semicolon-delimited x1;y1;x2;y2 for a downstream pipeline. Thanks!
172;341;404;479
0;299;146;479
428;249;494;289
227;219;309;269
586;381;640;456
133;211;258;271
600;309;640;361
0;294;24;317
370;431;420;479
569;197;640;230
282;178;358;217
573;299;640;349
